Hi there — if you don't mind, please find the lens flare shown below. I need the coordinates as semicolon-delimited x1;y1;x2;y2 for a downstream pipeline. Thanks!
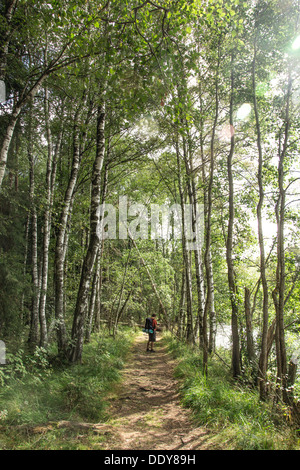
292;35;300;51
236;103;251;120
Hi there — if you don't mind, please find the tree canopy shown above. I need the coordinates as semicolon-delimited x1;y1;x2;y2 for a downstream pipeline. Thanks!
0;0;300;413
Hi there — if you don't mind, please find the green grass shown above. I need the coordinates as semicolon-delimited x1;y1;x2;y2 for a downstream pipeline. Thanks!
0;327;136;449
165;333;300;450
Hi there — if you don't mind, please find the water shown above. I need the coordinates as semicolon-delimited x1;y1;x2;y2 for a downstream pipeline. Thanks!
215;324;232;349
215;325;300;366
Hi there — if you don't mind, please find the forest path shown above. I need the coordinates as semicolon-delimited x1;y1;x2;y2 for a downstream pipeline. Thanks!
100;332;214;450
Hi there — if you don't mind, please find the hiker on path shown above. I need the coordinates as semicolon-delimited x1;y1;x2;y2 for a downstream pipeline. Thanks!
146;313;157;352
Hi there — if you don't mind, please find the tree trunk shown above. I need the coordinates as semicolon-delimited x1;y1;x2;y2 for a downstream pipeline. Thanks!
0;31;77;188
245;287;256;366
69;95;106;363
208;250;216;354
21;213;30;322
94;260;103;333
252;45;270;399
226;56;241;378
93;161;109;334
39;81;59;348
175;135;193;343
0;66;54;187
85;155;109;342
0;0;18;81
178;269;186;340
203;48;220;374
0;106;21;187
54;116;82;356
27;104;40;349
199;104;215;354
85;253;100;343
287;358;297;396
185;126;206;348
272;73;292;403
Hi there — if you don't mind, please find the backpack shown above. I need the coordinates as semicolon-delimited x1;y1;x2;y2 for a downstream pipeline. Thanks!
143;317;154;334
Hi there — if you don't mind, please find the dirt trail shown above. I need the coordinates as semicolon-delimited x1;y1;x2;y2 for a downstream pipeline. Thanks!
101;333;213;450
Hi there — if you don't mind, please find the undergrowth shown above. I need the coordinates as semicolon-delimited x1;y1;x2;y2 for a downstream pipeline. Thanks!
0;327;136;449
164;332;300;450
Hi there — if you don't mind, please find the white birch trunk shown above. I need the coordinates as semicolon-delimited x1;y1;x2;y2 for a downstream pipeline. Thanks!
54;110;82;355
69;95;106;363
27;104;40;348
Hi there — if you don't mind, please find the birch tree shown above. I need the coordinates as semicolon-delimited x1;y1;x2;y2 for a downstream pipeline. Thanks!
226;54;241;378
252;39;270;399
69;90;106;363
0;0;92;188
27;102;40;349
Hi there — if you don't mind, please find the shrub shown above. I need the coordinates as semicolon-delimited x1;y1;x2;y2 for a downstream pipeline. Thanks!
0;328;135;428
164;333;297;450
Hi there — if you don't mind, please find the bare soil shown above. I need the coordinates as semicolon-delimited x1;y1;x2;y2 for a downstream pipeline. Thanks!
100;332;215;450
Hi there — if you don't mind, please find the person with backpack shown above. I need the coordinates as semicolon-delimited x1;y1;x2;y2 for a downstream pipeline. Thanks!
144;313;158;352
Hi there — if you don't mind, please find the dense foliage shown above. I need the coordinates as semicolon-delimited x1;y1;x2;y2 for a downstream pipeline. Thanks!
0;0;300;430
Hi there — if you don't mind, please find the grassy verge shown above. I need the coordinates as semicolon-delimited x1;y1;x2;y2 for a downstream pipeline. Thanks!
0;327;136;450
165;333;300;450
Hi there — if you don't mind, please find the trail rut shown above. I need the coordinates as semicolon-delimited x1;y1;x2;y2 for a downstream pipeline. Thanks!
101;333;213;450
